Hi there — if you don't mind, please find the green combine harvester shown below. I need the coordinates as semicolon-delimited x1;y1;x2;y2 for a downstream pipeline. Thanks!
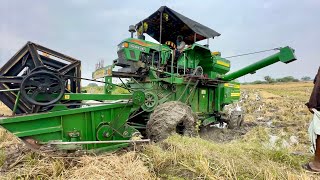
0;6;296;152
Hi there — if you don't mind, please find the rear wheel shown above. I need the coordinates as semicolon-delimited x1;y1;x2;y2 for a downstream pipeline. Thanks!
146;101;198;142
226;110;244;129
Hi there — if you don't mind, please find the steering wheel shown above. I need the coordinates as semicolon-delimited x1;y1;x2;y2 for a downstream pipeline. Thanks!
20;71;65;106
165;41;176;49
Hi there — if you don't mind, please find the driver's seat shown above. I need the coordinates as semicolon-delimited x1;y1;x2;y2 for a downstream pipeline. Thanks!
165;41;176;49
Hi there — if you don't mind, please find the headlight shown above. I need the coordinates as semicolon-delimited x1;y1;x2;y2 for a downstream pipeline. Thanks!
118;42;129;50
123;42;129;48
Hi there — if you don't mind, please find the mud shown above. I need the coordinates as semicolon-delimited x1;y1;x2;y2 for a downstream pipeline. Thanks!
146;101;198;142
200;122;257;142
198;88;309;147
0;144;30;172
199;90;266;143
0;138;88;173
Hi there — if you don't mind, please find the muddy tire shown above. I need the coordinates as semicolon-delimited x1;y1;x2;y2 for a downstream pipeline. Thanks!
146;101;198;142
226;111;244;129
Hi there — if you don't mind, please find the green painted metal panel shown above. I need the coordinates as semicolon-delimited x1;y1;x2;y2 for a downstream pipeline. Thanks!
190;88;199;112
61;93;131;101
33;131;63;143
279;46;296;63
14;126;62;137
0;103;138;151
0;103;130;124
208;88;214;112
231;82;241;102
198;88;208;112
215;84;222;111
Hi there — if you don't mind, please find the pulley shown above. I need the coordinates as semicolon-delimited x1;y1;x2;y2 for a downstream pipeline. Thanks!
20;71;65;106
141;91;158;112
0;42;81;114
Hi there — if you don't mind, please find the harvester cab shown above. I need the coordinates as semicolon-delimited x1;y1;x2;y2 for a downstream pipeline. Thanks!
0;6;297;153
113;6;223;78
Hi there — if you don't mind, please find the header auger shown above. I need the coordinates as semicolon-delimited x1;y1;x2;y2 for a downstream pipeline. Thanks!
0;6;297;153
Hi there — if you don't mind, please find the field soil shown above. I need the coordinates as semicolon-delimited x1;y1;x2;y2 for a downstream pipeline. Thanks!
0;82;318;179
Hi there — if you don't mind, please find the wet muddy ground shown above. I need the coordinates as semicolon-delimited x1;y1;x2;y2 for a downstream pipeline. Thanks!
200;83;312;150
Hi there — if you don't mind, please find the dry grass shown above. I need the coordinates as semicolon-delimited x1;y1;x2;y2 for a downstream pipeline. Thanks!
0;102;12;116
0;127;153;179
63;152;154;180
242;82;313;150
0;82;318;179
1;151;154;180
242;82;313;89
82;86;129;94
143;134;315;179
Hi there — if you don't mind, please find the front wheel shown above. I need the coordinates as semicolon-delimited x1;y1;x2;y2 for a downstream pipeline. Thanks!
226;110;244;129
222;104;244;129
146;101;198;142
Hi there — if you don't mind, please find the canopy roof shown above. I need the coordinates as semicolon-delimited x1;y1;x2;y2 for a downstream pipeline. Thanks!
136;6;221;44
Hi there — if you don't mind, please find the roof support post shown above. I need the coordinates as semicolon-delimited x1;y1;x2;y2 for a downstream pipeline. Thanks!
158;12;163;70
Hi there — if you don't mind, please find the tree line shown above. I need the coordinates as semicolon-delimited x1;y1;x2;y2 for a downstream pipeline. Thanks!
245;76;312;84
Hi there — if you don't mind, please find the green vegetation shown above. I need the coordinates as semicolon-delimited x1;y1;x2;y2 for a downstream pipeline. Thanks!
276;76;300;83
245;76;308;84
81;86;104;94
87;83;98;87
112;86;129;94
81;85;128;94
301;76;312;81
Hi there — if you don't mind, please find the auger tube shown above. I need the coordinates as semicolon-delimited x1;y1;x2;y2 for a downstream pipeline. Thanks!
221;46;296;81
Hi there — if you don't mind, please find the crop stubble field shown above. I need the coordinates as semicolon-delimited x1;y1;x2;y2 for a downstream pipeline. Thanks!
0;82;318;179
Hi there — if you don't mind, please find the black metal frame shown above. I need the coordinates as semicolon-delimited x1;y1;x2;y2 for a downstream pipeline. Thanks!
0;41;81;114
